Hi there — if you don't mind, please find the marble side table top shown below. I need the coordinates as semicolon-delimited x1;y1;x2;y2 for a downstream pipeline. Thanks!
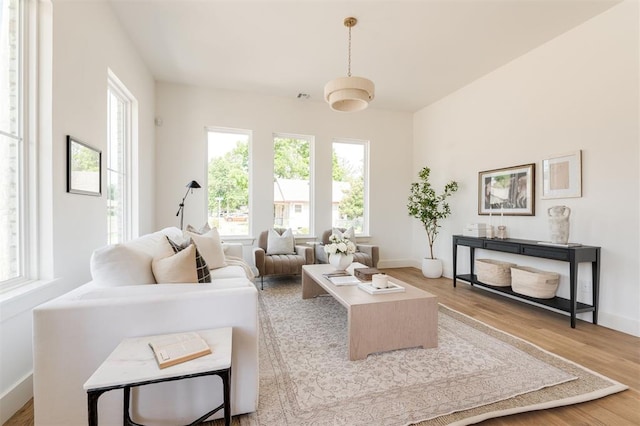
84;327;232;391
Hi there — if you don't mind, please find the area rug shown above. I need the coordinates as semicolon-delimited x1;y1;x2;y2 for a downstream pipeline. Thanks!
209;280;626;426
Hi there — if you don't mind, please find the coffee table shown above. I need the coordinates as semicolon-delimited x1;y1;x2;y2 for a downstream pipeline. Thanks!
302;264;438;360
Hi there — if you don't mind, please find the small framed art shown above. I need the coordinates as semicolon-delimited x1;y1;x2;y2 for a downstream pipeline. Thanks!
541;150;582;199
478;163;535;216
67;135;102;196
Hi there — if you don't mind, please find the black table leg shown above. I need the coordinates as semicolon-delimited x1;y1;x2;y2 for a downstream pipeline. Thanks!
569;259;578;328
223;368;231;426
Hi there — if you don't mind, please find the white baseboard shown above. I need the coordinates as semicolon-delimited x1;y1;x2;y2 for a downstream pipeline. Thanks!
0;372;32;424
598;311;640;337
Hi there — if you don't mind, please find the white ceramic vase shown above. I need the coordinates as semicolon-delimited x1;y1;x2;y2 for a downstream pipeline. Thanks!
329;253;353;271
422;258;443;278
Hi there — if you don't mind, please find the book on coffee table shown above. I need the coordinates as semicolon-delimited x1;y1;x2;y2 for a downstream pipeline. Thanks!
357;281;405;294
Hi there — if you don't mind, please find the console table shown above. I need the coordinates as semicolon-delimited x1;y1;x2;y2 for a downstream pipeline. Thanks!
452;235;600;328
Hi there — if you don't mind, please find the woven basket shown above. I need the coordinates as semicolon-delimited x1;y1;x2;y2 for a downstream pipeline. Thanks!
511;266;560;299
475;259;517;287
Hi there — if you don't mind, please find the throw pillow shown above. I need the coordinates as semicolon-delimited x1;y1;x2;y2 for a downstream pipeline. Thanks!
266;228;295;255
152;243;199;284
166;236;211;283
332;226;355;242
184;228;227;269
90;244;156;286
185;223;212;235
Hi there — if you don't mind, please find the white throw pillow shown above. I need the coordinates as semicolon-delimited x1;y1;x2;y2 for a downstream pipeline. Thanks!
267;228;295;255
184;228;227;269
332;226;355;242
152;244;199;283
90;244;157;286
185;223;212;235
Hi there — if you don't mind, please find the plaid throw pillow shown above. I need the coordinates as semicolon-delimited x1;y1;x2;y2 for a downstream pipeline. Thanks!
165;236;212;283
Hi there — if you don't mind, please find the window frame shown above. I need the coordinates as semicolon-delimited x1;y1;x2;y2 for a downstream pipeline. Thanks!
272;132;314;237
106;70;134;244
331;138;370;236
0;0;36;292
206;127;252;238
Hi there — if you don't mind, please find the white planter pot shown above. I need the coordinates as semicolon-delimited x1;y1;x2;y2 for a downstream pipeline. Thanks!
329;253;354;271
422;258;443;278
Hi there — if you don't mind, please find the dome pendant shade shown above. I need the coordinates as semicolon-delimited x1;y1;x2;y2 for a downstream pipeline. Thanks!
325;17;374;112
324;76;375;112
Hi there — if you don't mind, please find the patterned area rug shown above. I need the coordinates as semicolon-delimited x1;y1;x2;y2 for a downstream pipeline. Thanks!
210;280;626;426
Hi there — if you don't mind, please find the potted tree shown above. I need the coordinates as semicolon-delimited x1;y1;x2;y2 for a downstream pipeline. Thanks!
407;166;459;278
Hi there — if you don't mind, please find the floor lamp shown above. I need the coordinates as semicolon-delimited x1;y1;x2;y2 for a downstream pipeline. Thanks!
176;180;201;230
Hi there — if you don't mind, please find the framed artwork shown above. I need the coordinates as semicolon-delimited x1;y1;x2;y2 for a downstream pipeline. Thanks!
478;163;535;216
541;150;582;199
67;135;102;196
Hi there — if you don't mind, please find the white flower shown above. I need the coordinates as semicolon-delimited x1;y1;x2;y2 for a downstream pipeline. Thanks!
323;234;357;255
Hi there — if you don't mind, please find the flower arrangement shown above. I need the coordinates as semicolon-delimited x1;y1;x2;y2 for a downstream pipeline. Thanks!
323;234;356;256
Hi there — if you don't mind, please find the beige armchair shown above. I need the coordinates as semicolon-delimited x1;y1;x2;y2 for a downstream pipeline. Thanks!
315;228;379;268
253;229;314;289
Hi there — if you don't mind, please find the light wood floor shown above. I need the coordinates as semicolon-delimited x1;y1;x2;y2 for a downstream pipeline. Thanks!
5;267;639;425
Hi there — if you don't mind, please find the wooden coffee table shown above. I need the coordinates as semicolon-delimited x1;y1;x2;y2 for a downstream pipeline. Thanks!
302;264;438;360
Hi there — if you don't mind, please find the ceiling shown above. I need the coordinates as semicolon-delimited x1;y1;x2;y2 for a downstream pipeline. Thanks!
108;0;620;112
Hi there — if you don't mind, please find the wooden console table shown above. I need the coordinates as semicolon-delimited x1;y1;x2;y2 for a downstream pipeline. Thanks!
452;235;600;328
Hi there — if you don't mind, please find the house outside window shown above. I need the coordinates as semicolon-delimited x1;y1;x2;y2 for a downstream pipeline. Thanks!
273;134;313;235
107;72;134;244
332;139;369;234
207;128;251;236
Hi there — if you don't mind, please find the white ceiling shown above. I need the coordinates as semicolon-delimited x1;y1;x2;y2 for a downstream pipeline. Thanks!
109;0;620;112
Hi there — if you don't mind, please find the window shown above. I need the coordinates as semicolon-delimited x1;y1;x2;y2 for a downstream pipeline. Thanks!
207;128;250;236
332;140;369;234
0;0;26;287
273;134;312;235
107;72;134;244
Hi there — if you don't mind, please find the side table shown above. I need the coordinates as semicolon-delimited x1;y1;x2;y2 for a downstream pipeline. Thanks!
84;327;232;426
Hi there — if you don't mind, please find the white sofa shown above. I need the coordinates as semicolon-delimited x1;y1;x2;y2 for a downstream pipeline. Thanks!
33;227;258;425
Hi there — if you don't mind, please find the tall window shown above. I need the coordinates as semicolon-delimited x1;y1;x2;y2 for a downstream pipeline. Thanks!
273;134;312;235
332;140;369;234
207;128;250;236
1;0;25;286
107;73;134;244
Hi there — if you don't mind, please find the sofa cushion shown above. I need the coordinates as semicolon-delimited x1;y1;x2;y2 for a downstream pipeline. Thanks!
266;228;294;255
185;228;227;270
90;244;156;286
166;236;212;283
152;244;200;284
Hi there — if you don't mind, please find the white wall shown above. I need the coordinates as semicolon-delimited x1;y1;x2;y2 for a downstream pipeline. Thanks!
412;1;639;336
154;83;414;266
0;1;156;421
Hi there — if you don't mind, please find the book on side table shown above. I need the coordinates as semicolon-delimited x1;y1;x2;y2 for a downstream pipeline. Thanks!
148;331;212;369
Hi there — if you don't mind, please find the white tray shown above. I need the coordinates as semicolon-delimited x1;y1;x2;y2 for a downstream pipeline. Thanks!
327;275;361;286
357;281;405;294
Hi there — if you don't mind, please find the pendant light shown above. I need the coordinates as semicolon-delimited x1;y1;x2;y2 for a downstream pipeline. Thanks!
324;17;375;112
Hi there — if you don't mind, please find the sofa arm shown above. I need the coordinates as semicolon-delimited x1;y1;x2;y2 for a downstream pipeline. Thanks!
314;244;328;264
357;244;379;268
33;284;258;426
295;245;313;265
253;247;266;277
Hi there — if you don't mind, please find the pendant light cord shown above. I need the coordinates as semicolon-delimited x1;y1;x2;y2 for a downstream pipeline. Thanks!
347;25;352;77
